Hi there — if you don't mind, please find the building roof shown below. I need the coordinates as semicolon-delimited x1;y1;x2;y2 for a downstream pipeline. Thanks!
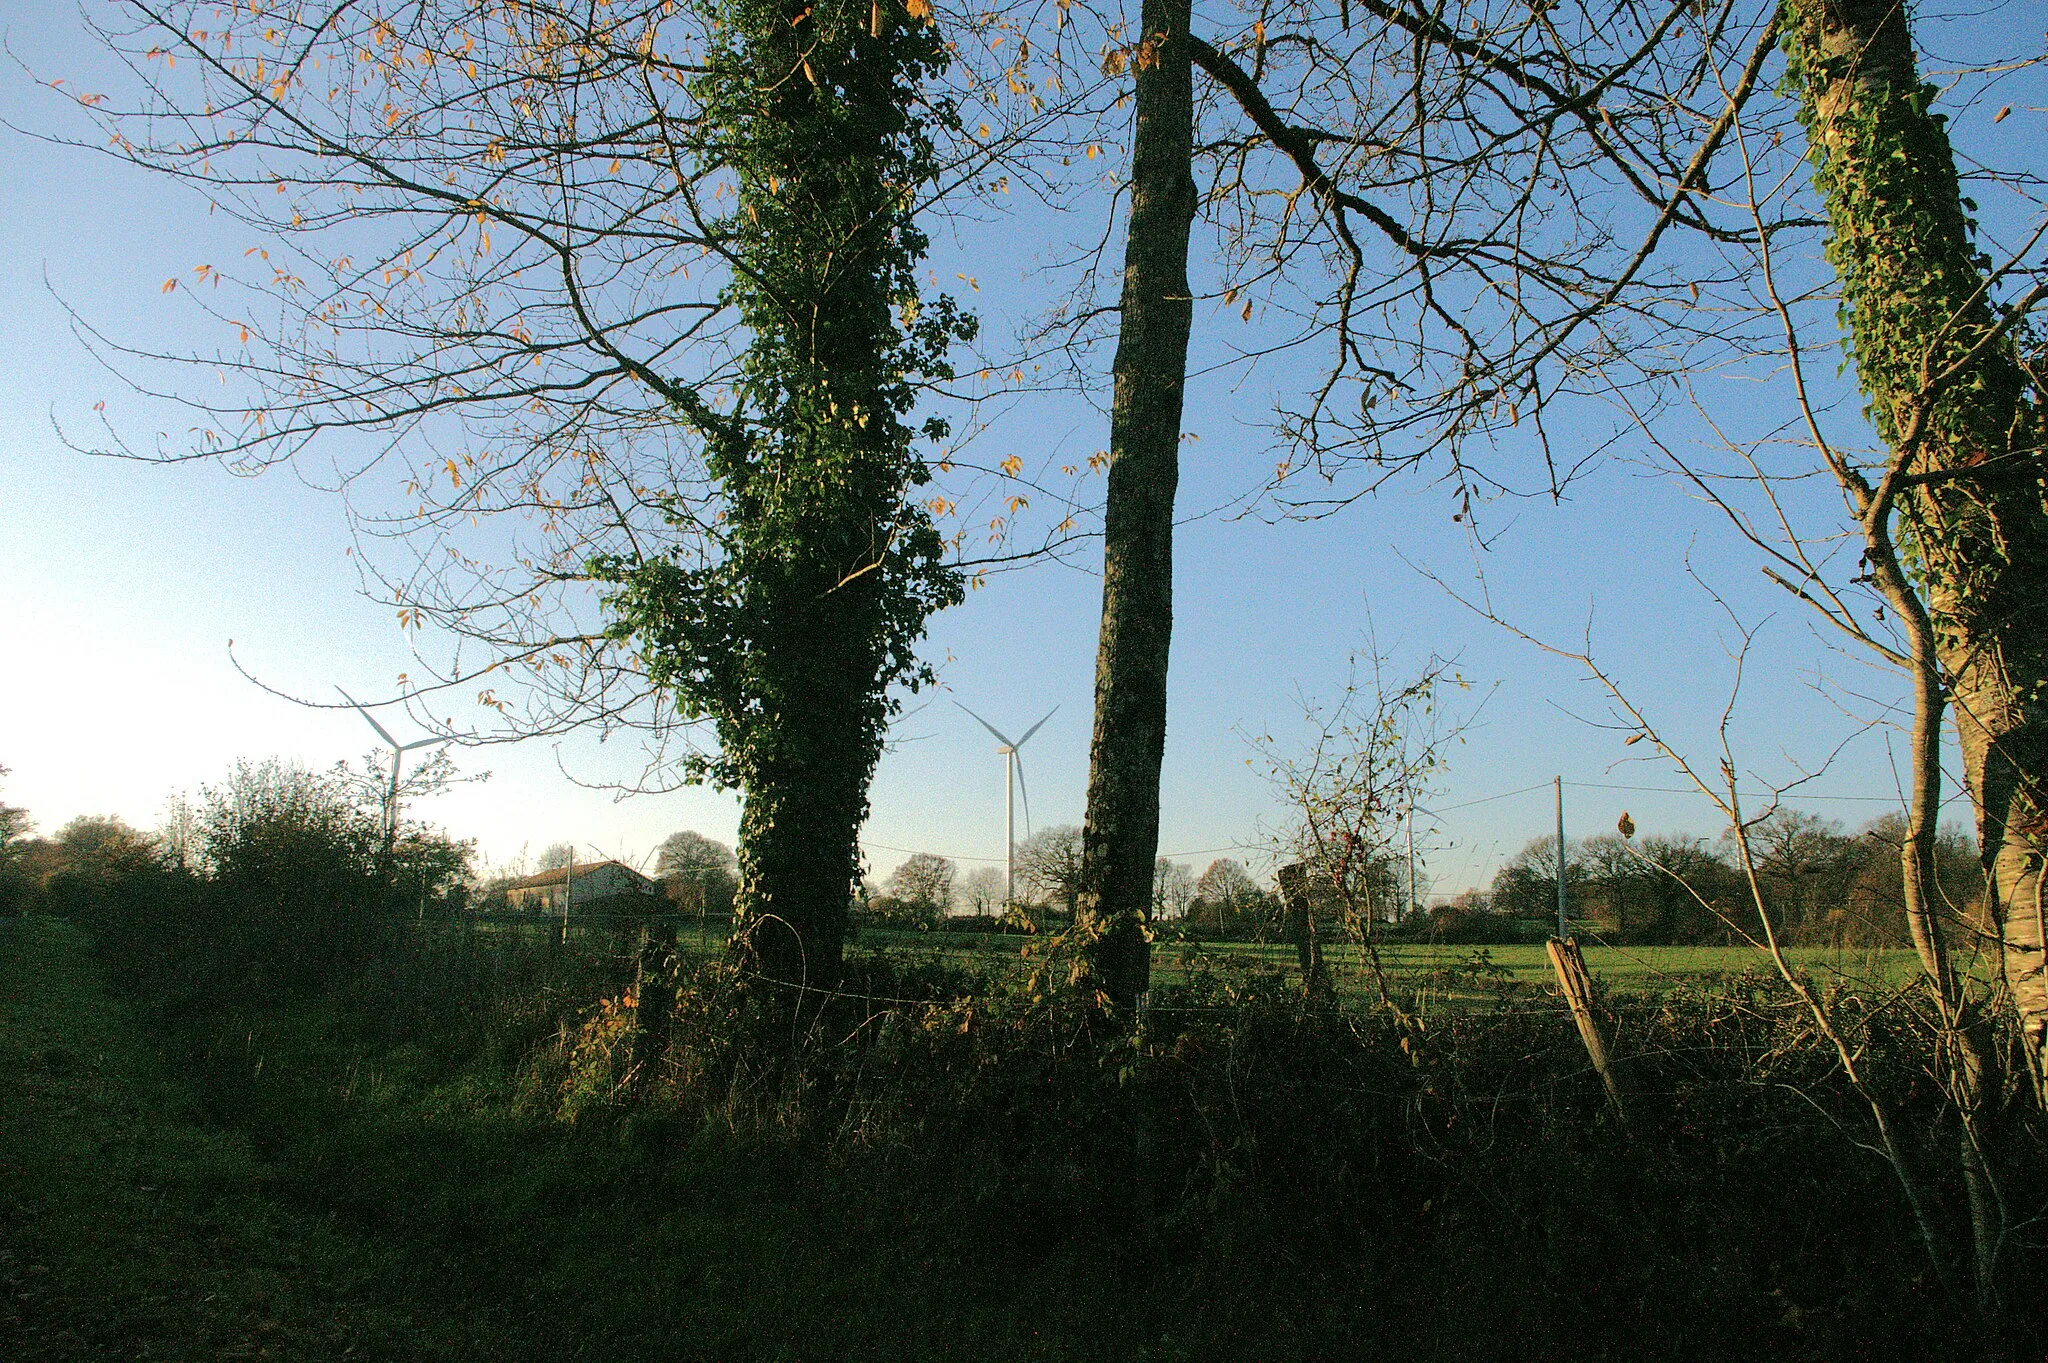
501;860;660;894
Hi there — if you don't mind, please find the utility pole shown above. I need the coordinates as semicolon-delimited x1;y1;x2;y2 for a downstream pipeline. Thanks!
1555;776;1568;940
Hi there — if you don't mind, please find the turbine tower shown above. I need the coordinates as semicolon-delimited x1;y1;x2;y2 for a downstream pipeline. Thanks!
337;687;450;856
954;701;1057;908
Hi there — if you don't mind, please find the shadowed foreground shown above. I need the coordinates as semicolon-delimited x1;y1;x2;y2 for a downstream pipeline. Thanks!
2;914;2022;1361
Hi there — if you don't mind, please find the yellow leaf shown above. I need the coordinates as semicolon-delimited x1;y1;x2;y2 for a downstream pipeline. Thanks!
999;454;1022;477
162;278;177;293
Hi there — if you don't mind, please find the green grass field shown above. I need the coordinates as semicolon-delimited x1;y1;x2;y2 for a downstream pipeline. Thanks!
836;930;1927;999
482;914;1929;1004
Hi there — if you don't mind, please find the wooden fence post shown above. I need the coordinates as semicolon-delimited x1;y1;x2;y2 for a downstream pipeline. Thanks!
1547;936;1626;1122
631;919;676;1089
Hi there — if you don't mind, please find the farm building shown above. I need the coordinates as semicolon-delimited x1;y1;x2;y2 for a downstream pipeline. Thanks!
501;860;663;916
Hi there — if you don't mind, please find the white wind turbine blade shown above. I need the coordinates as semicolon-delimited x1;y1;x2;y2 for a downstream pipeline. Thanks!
337;686;398;748
953;700;1019;749
1014;705;1058;750
1013;751;1034;839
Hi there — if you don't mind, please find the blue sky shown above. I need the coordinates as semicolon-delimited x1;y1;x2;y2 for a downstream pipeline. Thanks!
3;1;2034;895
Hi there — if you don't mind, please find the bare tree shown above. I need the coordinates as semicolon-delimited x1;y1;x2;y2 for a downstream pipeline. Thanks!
1560;0;2048;1316
48;0;997;989
1436;560;2018;1329
1151;856;1194;919
655;830;737;916
1189;857;1262;930
1015;823;1085;922
957;863;1006;917
1044;0;1788;1009
884;851;957;921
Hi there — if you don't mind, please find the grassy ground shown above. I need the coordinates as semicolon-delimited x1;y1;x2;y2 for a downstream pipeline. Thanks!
845;931;1927;1001
506;915;1926;998
3;914;2003;1361
0;917;1220;1362
0;917;425;1360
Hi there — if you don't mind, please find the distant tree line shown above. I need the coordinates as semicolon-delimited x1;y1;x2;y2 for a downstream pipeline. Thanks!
1454;810;1979;949
843;805;1982;953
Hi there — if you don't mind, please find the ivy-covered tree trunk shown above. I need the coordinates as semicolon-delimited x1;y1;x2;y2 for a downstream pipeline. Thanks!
599;0;968;992
1785;0;2048;1068
1075;0;1197;1012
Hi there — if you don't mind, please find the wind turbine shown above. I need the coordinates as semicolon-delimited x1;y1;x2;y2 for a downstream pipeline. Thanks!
954;701;1057;908
337;687;451;856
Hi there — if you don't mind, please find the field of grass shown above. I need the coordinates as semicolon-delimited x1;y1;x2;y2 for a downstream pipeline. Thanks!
828;930;1927;999
7;909;2010;1361
1158;940;1924;992
482;913;1927;1005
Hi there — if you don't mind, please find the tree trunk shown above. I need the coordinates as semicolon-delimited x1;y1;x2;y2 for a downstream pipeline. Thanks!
1277;862;1332;999
730;648;875;993
1075;0;1198;1013
614;0;964;997
1786;0;2048;1071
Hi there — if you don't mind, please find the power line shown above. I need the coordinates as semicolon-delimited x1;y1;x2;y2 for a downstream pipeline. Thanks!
1429;781;1555;813
865;840;1006;864
1562;777;1967;806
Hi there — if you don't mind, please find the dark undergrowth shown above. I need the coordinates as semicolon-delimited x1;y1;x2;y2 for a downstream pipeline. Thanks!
9;904;2042;1361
